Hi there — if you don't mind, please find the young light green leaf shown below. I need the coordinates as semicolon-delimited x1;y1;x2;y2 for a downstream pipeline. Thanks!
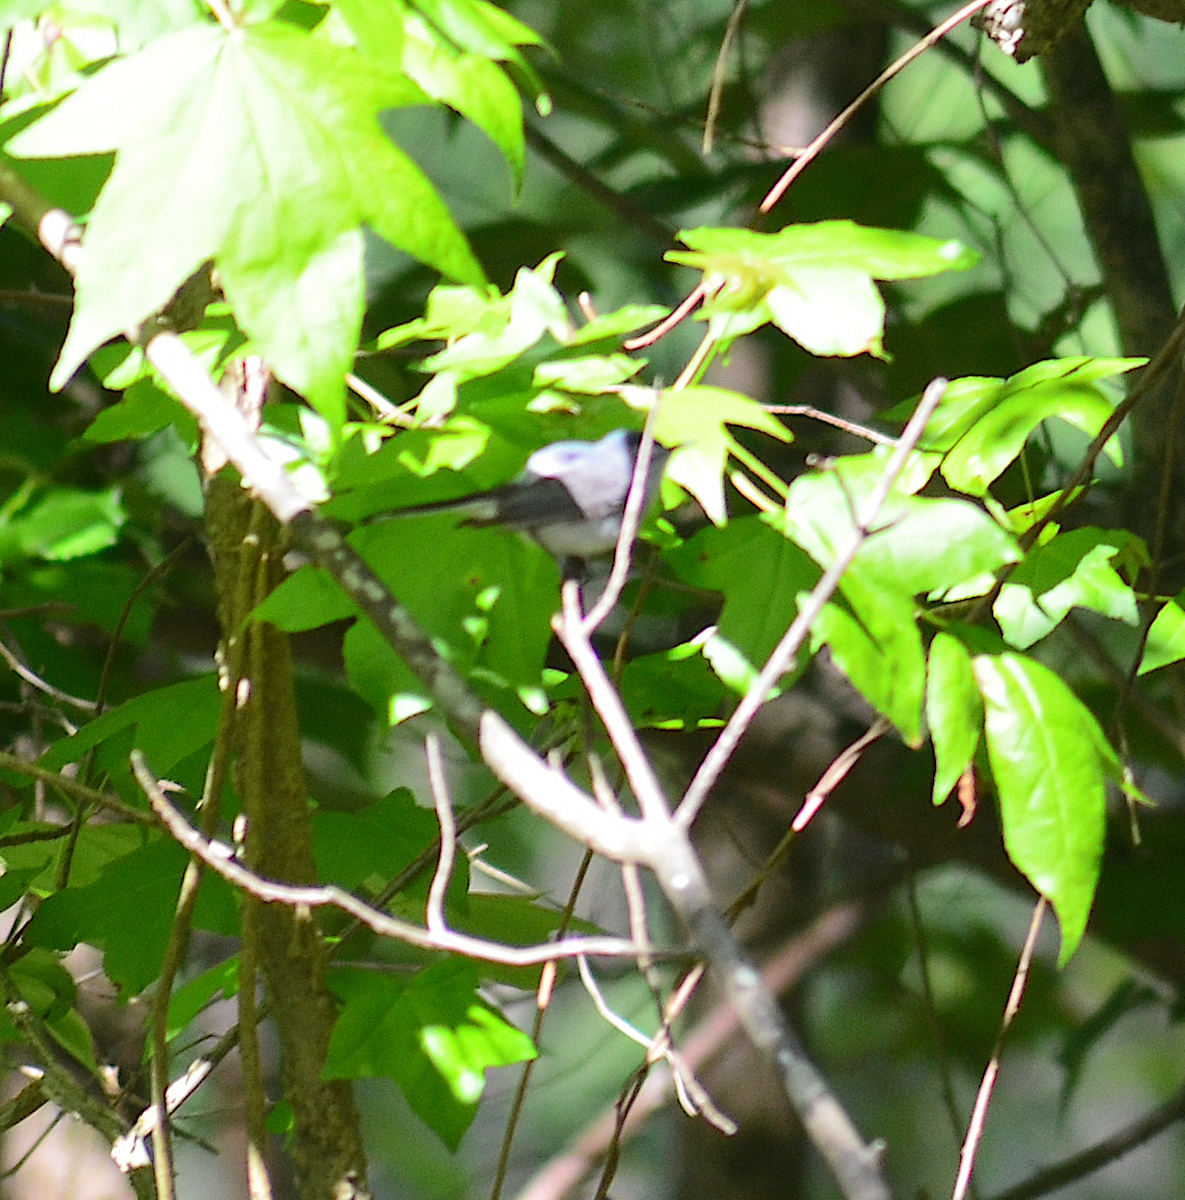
668;221;977;358
885;376;1005;452
402;15;525;185
643;386;791;525
887;360;1141;493
411;0;547;62
334;0;407;64
994;529;1142;649
10;22;482;427
926;632;981;804
532;354;644;393
973;653;1115;965
416;257;571;380
1140;594;1185;675
566;303;669;346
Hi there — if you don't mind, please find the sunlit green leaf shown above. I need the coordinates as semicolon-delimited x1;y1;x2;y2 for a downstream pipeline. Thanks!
1140;593;1185;674
668;221;977;357
402;12;525;185
926;632;981;804
994;528;1142;649
774;451;1017;597
10;21;481;425
325;961;535;1148
4;487;125;562
339;516;557;722
928;359;1139;496
973;653;1116;964
533;354;644;393
642;386;791;525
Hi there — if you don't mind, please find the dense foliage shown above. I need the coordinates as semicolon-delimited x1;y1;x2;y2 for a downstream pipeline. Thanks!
3;1;1185;1199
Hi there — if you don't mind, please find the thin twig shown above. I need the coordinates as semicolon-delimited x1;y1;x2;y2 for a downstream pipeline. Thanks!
0;751;156;824
424;732;455;937
524;123;675;246
95;537;192;718
764;404;896;446
346;372;415;426
703;0;749;154
0;631;96;712
134;751;645;966
832;0;1054;151
623;282;709;351
792;719;889;834
951;898;1047;1200
145;617;243;1200
906;878;965;1151
729;721;888;921
580;414;662;633
114;1025;245;1172
759;0;991;213
0;28;13;100
512;902;865;1200
488;850;596;1200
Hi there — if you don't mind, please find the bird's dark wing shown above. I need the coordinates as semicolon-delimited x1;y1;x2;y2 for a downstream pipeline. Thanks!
462;475;584;529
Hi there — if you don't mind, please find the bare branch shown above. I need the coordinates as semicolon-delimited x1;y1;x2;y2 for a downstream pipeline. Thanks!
951;899;1047;1200
424;732;456;937
579;416;662;633
0;629;96;712
557;582;672;823
477;711;665;863
513;902;866;1200
135;750;645;966
0;750;158;826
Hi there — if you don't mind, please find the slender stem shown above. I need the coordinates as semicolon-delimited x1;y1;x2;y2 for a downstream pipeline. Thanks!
759;0;991;213
951;899;1046;1200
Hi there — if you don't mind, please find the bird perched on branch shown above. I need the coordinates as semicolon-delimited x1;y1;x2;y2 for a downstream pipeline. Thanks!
366;429;670;570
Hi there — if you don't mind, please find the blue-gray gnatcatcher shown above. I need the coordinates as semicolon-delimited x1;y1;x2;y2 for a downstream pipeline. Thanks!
368;429;669;564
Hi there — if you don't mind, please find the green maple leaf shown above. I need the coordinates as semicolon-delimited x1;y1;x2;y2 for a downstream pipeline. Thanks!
668;221;977;358
9;20;484;426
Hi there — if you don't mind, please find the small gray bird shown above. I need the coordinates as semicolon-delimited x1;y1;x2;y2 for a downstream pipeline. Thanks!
368;429;670;566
